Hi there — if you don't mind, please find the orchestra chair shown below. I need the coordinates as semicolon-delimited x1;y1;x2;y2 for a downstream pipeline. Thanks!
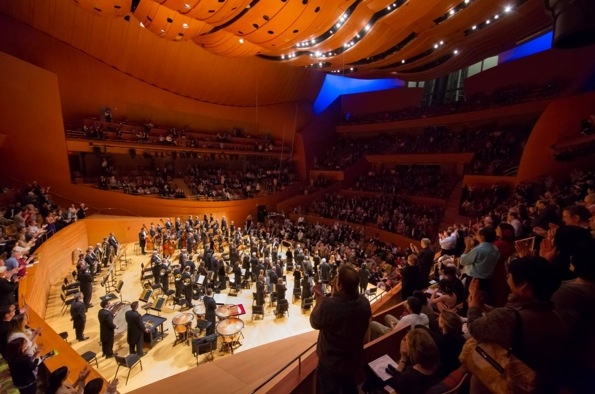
58;332;68;343
114;354;143;385
275;299;289;318
81;351;99;368
61;283;78;297
134;242;140;255
191;334;217;366
292;287;301;303
301;297;313;313
286;261;294;271
63;277;79;291
164;288;176;306
252;292;258;306
241;279;250;289
196;320;212;336
60;293;74;316
172;296;190;311
101;280;124;303
140;263;154;282
251;305;264;321
269;291;278;307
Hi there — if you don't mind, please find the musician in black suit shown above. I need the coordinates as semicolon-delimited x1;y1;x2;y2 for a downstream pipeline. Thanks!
125;301;147;356
108;232;119;256
158;260;170;292
70;292;88;341
84;246;99;275
139;227;147;255
182;266;193;304
276;278;287;301
203;288;217;335
98;299;116;358
77;262;94;308
256;275;265;306
233;262;242;289
150;251;162;281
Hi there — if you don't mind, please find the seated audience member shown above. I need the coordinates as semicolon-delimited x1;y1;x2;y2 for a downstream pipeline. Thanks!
428;310;465;375
7;313;39;357
385;328;444;394
438;265;465;309
46;365;89;394
369;296;429;340
412;291;439;333
552;239;595;393
429;281;458;312
4;337;41;394
467;256;563;393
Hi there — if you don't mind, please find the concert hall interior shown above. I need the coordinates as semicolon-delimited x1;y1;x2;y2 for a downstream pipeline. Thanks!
1;0;595;393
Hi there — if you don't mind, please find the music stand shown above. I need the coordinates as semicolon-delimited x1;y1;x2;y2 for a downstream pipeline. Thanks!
139;289;153;303
148;297;166;316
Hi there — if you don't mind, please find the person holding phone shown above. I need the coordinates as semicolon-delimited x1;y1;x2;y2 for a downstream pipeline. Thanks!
310;264;371;393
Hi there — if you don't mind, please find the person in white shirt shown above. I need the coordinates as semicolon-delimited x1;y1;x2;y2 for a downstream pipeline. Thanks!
439;227;457;255
369;297;429;340
507;211;522;238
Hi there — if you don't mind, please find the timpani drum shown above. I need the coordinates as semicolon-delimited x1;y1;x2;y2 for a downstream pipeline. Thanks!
215;304;235;319
172;312;194;344
109;301;131;335
193;304;206;319
216;317;244;352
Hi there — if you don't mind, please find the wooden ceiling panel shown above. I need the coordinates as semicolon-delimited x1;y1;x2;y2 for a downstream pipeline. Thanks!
262;0;328;51
0;0;556;104
243;0;311;47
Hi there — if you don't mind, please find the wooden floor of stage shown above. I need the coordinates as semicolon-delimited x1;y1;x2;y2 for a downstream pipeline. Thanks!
43;243;317;393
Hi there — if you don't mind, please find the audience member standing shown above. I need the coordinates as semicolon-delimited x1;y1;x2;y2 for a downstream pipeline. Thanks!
460;226;500;298
552;239;595;393
400;254;422;299
310;264;371;393
467;256;563;392
4;337;41;394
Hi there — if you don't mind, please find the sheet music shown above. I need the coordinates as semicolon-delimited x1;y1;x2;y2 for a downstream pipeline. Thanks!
368;354;398;381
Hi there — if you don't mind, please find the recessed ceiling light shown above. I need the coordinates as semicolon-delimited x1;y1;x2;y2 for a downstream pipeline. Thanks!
505;6;512;13
139;21;145;28
239;38;244;44
184;3;190;9
182;23;189;29
449;10;455;15
486;19;491;24
453;49;459;54
472;25;477;29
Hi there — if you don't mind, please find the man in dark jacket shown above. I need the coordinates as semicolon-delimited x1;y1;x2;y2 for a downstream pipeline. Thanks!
71;292;88;341
203;288;217;336
125;301;147;356
98;299;117;358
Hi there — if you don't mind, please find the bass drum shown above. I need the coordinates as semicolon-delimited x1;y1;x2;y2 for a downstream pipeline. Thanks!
109;301;131;335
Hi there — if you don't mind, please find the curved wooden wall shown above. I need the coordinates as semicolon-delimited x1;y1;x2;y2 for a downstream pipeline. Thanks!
517;91;595;182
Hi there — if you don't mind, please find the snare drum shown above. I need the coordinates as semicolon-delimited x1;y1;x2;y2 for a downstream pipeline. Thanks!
109;301;131;335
